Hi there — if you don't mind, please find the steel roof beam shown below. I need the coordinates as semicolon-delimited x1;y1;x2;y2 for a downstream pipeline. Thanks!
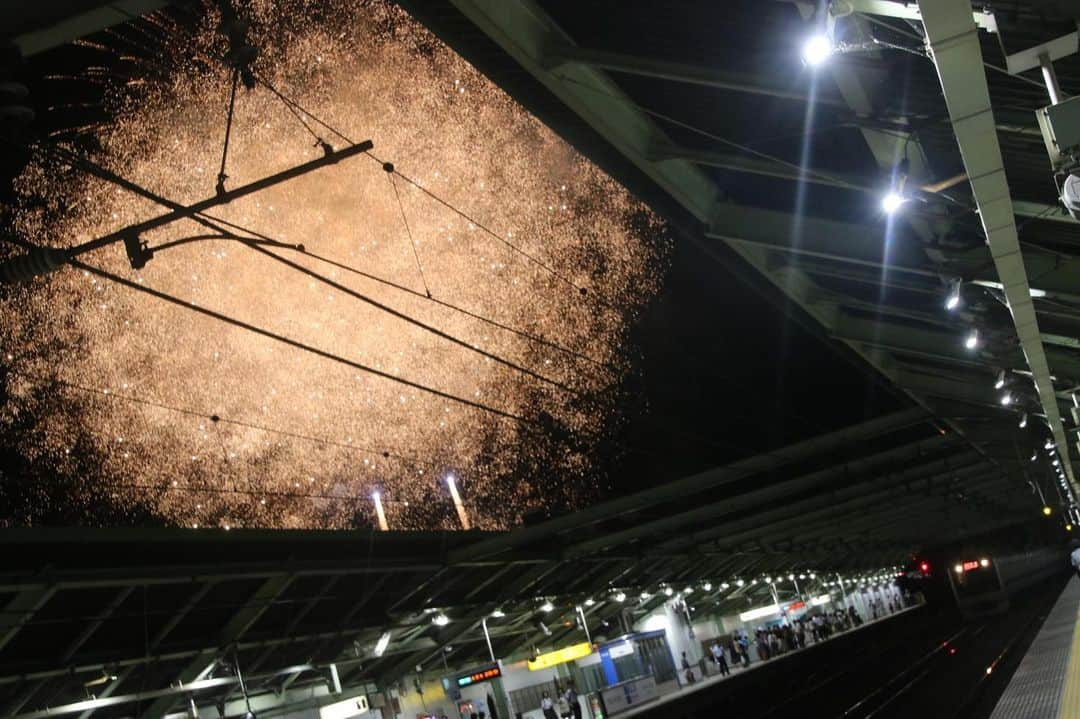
12;1;168;57
566;434;961;555
137;574;294;719
918;0;1079;497
0;586;56;653
657;455;989;551
448;408;927;563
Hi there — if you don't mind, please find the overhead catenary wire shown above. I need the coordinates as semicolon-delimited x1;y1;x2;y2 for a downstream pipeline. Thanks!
386;167;432;298
68;258;539;428
249;72;618;310
24;371;428;466
30;138;614;373
32;139;583;396
187;212;616;373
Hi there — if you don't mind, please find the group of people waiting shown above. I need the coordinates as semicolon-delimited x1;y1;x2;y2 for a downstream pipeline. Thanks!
539;681;581;719
684;604;873;682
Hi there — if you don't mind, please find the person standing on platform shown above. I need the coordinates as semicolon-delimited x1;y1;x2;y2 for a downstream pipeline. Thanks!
681;651;696;684
1071;545;1080;578
564;682;581;719
710;641;730;676
540;691;558;719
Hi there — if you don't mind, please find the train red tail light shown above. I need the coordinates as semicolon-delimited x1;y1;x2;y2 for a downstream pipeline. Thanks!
919;561;930;573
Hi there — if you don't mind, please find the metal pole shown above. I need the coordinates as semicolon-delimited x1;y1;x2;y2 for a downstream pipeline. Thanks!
1040;53;1063;105
481;617;495;663
836;573;851;611
0;141;372;283
577;606;592;645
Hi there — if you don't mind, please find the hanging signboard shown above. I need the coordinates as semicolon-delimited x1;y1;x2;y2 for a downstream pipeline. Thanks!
527;642;594;671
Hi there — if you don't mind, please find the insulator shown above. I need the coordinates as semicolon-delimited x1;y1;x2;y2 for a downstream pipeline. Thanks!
0;246;69;284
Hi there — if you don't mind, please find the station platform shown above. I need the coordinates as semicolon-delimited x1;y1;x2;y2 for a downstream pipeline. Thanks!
990;576;1080;719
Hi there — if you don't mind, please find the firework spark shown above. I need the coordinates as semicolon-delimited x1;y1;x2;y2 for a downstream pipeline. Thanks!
0;0;666;530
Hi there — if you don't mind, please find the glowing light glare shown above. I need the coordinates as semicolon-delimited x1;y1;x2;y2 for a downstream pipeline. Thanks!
1000;392;1012;406
802;34;833;67
994;370;1006;389
954;563;963;574
736;579;745;587
1043;506;1053;516
372;491;389;531
540;600;554;613
613;592;626;603
373;631;392;657
584;598;595;607
445;475;471;531
945;282;961;311
1;1;664;532
1020;413;1028;429
491;609;505;618
881;191;905;214
979;558;989;568
663;586;674;597
702;582;712;591
1067;524;1073;532
432;613;450;626
965;329;980;350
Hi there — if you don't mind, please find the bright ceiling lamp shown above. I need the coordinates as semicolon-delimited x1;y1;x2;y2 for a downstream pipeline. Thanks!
1019;413;1028;429
802;34;833;67
945;280;962;311
1043;506;1053;516
964;329;979;350
432;613;450;626
881;191;906;214
1000;392;1012;406
994;369;1006;389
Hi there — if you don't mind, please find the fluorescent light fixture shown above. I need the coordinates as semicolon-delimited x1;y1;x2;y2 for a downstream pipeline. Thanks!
491;609;505;618
1000;392;1012;406
614;591;626;602
540;600;554;613
994;370;1006;389
702;582;712;591
736;579;745;587
1020;413;1028;429
584;598;595;607
970;280;1046;298
802;34;832;67
810;594;831;606
881;191;905;214
432;613;450;626
663;586;674;597
945;280;961;310
374;631;392;657
721;582;730;589
965;329;979;350
739;604;781;622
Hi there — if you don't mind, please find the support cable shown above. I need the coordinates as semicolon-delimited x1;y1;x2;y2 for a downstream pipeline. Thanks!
216;69;240;195
386;166;432;298
68;258;539;427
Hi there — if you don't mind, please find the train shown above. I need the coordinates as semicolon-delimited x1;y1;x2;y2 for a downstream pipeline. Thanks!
897;545;1067;620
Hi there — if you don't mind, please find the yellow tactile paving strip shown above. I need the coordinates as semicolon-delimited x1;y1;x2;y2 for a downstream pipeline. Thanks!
990;577;1080;719
1060;590;1080;719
